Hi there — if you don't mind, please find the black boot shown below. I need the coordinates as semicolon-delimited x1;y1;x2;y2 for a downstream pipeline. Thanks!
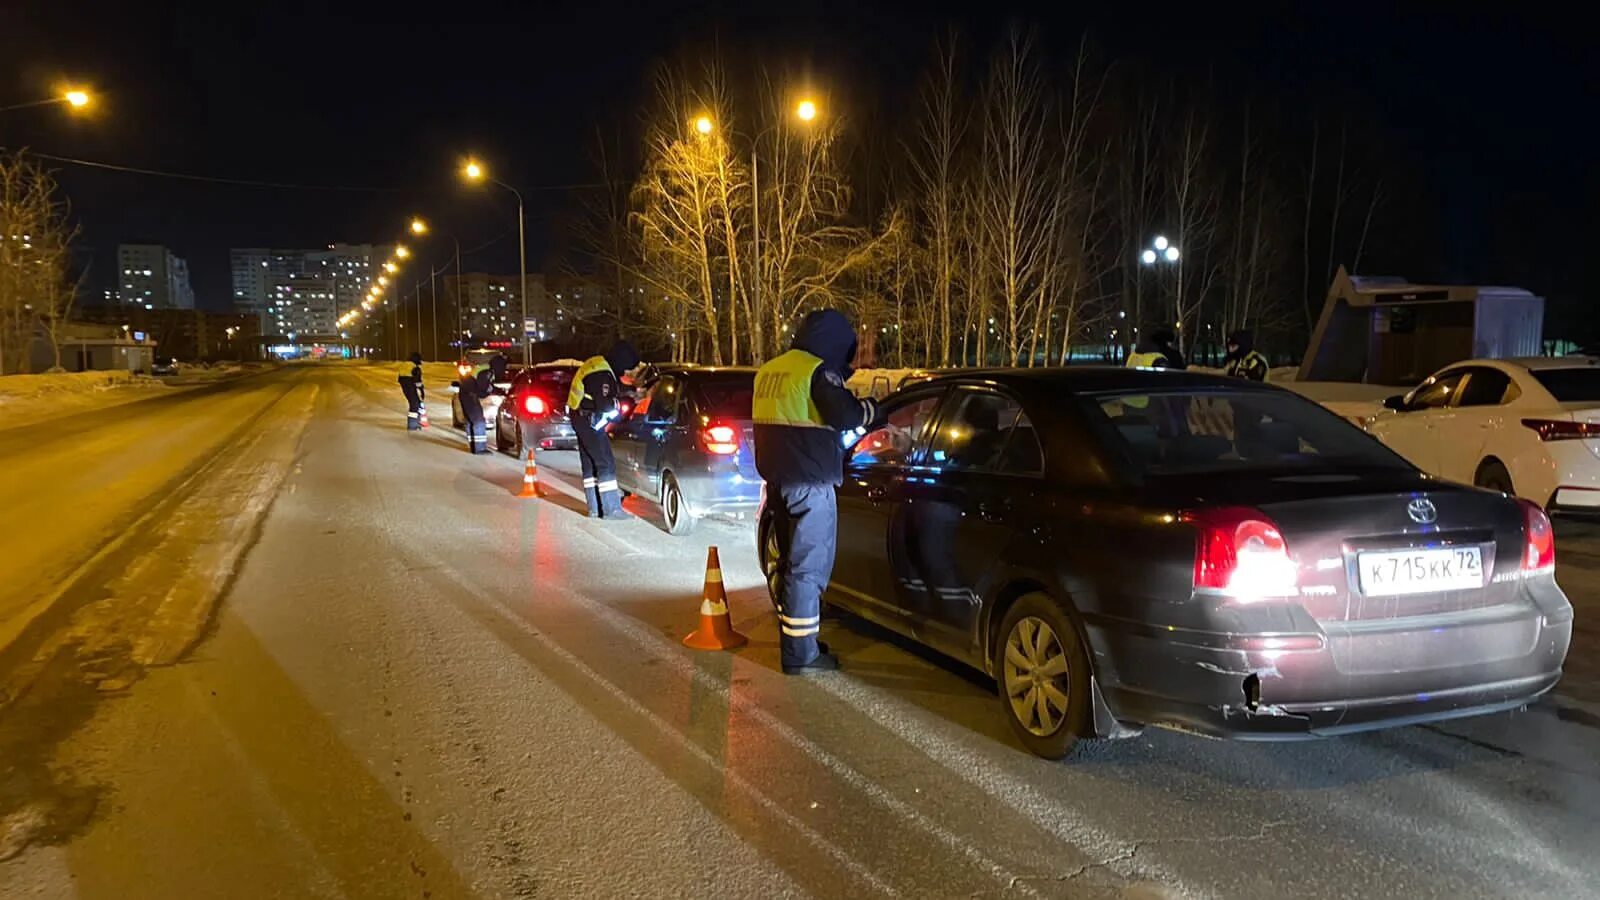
585;487;601;518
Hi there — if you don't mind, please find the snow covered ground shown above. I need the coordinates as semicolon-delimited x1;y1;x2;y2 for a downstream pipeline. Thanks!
0;364;276;433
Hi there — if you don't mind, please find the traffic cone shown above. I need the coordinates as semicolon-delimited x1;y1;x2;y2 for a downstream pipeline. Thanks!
418;402;430;429
516;448;542;498
683;546;748;651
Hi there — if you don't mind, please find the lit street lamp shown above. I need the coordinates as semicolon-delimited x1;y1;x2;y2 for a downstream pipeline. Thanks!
460;158;530;363
0;87;94;115
410;217;428;235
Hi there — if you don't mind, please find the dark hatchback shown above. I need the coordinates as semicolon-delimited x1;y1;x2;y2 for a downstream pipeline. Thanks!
612;365;761;534
759;368;1573;758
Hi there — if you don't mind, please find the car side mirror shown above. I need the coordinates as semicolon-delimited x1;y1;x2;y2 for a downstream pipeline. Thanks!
1383;394;1407;412
871;375;891;399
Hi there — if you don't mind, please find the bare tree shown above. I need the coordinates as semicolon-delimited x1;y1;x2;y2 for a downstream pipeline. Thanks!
906;35;967;366
0;152;77;374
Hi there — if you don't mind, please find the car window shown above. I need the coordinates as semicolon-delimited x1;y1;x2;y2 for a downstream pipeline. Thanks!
691;376;756;419
926;391;1043;475
1089;389;1409;475
1532;367;1600;402
849;393;942;467
1455;368;1514;408
1408;372;1466;410
639;376;679;422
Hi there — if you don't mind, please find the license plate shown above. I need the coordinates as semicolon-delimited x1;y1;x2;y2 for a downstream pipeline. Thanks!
1357;547;1484;596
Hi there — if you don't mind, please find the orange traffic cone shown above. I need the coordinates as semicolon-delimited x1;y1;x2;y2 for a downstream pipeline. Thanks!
418;402;431;429
683;546;748;651
516;448;541;498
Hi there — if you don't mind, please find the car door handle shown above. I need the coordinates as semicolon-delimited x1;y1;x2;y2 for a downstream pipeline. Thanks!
978;501;1008;523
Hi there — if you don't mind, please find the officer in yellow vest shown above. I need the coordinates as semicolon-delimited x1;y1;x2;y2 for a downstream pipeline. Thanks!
568;340;641;518
1223;330;1269;381
1124;327;1185;370
754;309;877;675
398;351;424;430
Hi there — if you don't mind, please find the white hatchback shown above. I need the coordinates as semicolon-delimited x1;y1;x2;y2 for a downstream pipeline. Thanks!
1365;357;1600;510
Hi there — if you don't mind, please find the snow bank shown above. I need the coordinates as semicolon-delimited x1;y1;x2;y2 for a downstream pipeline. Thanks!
0;369;142;401
848;368;928;399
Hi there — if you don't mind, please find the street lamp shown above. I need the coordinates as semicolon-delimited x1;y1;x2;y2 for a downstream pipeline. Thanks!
748;98;822;358
410;217;428;235
395;245;410;259
1;86;94;115
459;157;530;363
694;115;714;135
796;99;817;122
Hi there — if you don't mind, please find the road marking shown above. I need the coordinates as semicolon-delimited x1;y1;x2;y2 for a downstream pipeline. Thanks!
513;585;1059;897
461;595;904;898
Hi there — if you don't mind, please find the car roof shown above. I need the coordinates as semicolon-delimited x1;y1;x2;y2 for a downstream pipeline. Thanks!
912;366;1279;394
1438;356;1600;374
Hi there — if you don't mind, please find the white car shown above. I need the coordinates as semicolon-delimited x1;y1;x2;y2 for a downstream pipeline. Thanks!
1365;357;1600;510
449;365;520;432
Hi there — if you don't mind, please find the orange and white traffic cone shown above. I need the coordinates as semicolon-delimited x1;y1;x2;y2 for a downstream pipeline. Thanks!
418;402;430;429
683;546;748;651
516;448;541;498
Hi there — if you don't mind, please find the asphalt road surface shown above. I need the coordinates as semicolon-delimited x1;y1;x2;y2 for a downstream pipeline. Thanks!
2;363;1597;899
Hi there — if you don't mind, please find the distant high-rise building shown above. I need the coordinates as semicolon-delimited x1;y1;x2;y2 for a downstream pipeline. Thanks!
117;244;195;310
232;242;392;339
444;272;548;346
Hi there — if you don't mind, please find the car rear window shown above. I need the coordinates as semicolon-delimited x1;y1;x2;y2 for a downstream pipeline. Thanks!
1084;389;1409;476
524;368;574;395
1532;368;1600;402
692;375;756;418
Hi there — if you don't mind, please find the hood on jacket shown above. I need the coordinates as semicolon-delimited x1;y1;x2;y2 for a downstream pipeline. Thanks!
409;352;423;365
791;309;858;374
1226;330;1254;354
488;354;508;376
1136;327;1177;355
604;340;641;374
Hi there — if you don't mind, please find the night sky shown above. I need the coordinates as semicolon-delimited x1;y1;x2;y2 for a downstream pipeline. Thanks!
4;2;1595;337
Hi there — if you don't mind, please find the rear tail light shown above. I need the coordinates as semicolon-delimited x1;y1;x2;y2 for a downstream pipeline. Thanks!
701;423;739;455
1520;418;1600;441
523;394;548;416
618;400;633;418
1518;498;1555;572
1182;507;1298;600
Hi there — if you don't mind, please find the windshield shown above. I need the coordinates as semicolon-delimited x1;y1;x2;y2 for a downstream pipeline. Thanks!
1084;388;1410;476
1533;367;1600;402
692;375;756;419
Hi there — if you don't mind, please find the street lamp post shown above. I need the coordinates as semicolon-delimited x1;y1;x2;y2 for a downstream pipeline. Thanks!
0;88;92;115
461;160;529;364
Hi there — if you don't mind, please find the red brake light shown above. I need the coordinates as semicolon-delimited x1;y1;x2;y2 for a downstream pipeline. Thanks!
1518;499;1555;572
523;394;548;416
618;400;633;418
1182;507;1298;599
1521;418;1600;441
702;424;739;455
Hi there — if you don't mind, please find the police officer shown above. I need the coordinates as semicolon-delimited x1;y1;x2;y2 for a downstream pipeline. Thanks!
1223;330;1269;381
568;340;641;518
753;309;876;675
398;352;424;430
1125;326;1186;370
458;354;505;454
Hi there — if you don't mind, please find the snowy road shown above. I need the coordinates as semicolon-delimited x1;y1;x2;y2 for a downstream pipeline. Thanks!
2;363;1599;898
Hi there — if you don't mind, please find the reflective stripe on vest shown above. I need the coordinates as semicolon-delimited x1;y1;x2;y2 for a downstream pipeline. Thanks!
1126;351;1166;369
752;350;827;429
567;356;611;410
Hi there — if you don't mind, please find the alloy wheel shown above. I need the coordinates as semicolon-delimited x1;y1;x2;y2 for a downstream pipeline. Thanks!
1003;616;1071;737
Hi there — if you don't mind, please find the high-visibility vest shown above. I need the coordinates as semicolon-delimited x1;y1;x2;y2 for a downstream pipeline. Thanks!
1126;351;1167;369
567;355;612;410
753;350;828;429
1226;351;1269;380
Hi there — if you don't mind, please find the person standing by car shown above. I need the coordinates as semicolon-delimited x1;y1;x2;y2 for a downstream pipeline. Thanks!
398;352;424;430
1223;330;1269;381
568;340;641;518
753;309;877;675
459;354;506;454
1126;327;1186;370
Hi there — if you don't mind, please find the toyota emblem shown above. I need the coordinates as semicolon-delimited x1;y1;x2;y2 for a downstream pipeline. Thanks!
1406;497;1438;525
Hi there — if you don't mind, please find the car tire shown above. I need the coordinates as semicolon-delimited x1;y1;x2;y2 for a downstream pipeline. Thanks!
758;512;783;612
1475;459;1515;496
996;592;1092;760
661;472;695;536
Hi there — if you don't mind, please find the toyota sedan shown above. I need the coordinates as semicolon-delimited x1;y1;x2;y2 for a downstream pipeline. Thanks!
759;368;1573;759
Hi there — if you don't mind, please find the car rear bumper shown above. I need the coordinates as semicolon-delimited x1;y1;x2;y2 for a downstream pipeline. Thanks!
676;469;763;518
1089;590;1573;739
523;420;577;450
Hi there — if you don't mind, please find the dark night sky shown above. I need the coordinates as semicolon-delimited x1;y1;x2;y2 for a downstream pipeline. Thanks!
3;2;1596;334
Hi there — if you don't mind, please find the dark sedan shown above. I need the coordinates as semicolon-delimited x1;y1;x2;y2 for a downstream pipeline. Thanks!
759;368;1573;759
612;365;761;534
